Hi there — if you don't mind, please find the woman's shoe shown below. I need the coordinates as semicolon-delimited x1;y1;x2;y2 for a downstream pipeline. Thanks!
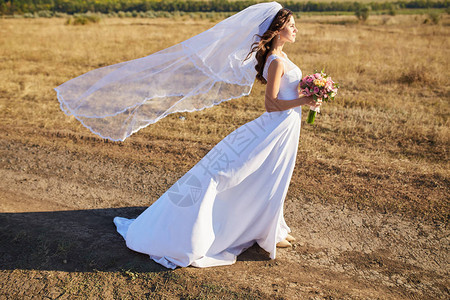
276;239;292;248
286;234;296;242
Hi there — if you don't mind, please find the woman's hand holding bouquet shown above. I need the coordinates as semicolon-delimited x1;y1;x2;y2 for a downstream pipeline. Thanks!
300;70;339;124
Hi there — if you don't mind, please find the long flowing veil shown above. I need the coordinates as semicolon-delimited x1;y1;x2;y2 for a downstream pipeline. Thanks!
55;2;282;141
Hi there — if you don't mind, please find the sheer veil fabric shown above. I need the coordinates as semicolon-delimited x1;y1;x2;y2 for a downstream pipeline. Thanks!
54;2;282;141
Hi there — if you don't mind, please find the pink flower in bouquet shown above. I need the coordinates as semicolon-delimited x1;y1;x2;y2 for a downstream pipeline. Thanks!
299;69;339;124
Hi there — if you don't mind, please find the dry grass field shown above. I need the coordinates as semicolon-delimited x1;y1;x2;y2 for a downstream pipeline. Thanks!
0;13;449;299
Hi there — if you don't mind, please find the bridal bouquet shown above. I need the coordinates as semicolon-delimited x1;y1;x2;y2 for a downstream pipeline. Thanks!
300;70;339;124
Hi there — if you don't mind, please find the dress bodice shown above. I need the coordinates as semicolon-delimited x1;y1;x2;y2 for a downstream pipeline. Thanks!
263;53;302;101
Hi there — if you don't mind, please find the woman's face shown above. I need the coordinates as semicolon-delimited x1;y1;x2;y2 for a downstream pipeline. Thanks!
280;16;298;43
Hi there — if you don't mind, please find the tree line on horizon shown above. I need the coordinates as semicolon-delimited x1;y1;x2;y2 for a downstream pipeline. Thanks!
1;0;448;15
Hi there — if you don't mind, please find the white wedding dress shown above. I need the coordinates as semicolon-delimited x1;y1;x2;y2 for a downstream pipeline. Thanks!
114;53;302;269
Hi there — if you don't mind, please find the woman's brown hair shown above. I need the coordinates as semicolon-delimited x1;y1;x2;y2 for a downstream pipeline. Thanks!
245;8;293;84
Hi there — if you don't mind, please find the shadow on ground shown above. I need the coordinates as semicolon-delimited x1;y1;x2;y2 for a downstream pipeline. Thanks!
0;207;270;273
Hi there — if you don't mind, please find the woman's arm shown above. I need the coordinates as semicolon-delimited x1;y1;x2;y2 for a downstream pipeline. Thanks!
265;59;321;112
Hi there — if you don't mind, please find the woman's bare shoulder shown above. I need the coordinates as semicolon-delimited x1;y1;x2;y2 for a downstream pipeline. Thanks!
267;57;284;75
267;56;282;66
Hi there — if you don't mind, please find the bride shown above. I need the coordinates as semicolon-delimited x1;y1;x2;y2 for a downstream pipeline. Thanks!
55;2;321;269
114;6;321;269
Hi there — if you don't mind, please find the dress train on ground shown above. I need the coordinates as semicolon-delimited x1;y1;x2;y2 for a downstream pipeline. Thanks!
114;53;303;269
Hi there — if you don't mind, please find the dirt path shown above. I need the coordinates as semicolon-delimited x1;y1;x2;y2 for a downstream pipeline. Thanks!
0;137;448;299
